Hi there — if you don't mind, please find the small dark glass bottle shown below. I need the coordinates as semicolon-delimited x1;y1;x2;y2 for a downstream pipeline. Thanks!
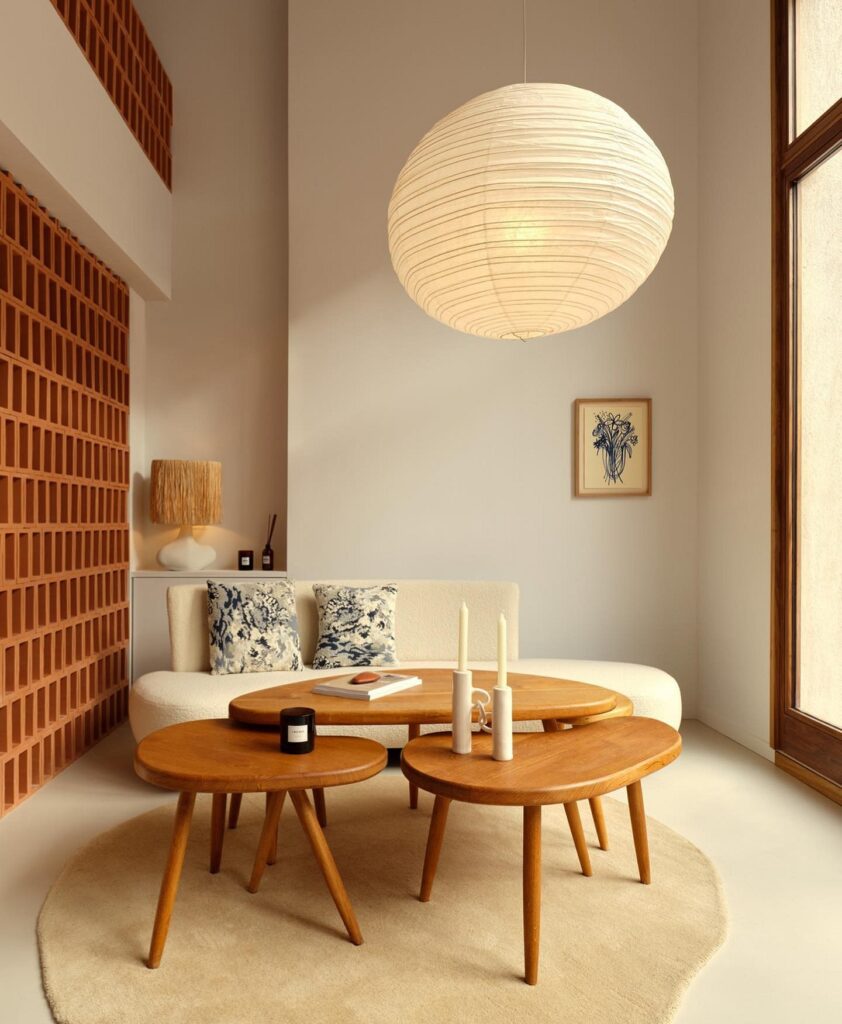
261;544;274;570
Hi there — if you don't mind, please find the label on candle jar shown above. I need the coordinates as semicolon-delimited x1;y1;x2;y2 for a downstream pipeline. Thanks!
287;724;308;743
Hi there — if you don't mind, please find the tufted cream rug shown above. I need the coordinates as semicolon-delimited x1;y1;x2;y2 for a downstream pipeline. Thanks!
38;774;726;1024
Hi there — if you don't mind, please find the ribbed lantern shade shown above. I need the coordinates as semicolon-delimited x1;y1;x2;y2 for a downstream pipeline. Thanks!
150;460;222;526
387;83;674;340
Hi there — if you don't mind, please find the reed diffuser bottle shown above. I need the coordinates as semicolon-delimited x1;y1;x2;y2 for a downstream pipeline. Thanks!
262;513;277;570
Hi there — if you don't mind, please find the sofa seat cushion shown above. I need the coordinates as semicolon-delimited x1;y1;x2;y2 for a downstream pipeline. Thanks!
129;658;681;748
129;663;453;749
509;659;682;730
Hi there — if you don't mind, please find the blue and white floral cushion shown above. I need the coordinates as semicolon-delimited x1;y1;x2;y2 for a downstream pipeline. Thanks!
207;580;302;675
311;584;398;669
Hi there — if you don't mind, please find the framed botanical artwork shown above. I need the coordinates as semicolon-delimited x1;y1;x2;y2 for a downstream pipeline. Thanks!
574;398;652;497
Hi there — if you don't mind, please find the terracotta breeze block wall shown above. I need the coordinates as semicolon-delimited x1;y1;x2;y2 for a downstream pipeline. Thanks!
49;0;173;188
0;170;130;817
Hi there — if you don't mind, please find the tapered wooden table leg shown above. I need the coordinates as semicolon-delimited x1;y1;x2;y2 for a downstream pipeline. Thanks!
627;780;651;884
569;719;612;852
147;791;196;969
265;791;279;865
588;796;609;851
248;791;286;893
313;788;327;827
523;805;541;986
419;794;451;902
407;723;421;808
210;793;227;873
544;720;598;872
290;789;363;945
563;802;593;877
227;792;243;830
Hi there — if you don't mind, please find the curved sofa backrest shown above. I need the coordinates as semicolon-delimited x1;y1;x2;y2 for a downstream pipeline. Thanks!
167;579;520;672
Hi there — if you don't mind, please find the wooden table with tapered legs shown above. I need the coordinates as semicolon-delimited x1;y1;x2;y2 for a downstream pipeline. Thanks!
401;718;681;985
134;719;386;968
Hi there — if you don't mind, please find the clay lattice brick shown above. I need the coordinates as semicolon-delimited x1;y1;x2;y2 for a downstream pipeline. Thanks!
0;170;130;816
48;0;173;189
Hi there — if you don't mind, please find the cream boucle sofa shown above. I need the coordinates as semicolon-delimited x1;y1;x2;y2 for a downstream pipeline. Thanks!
129;580;682;747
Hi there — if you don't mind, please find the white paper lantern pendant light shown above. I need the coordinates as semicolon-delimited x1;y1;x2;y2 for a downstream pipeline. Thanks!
387;5;674;341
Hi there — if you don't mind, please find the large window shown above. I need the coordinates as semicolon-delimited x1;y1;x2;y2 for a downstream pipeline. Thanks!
772;0;842;796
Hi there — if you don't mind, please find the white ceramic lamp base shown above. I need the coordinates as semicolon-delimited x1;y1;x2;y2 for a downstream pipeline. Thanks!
157;526;216;571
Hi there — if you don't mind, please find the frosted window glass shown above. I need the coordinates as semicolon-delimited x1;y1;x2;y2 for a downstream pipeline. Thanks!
795;0;842;133
797;148;842;729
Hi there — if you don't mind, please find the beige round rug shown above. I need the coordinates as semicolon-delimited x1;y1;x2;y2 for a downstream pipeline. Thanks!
39;774;726;1024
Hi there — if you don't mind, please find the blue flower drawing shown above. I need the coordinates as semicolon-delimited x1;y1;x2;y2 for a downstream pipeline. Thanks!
592;411;639;484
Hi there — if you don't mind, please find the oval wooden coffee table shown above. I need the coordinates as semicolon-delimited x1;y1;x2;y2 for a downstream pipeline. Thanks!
229;668;629;845
135;720;387;968
229;668;622;728
230;668;631;854
401;717;681;985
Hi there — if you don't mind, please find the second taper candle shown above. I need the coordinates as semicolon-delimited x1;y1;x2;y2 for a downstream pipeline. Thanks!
497;612;507;687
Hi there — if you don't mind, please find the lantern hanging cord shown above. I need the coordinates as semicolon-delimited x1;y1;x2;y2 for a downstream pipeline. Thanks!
522;0;527;82
520;0;530;342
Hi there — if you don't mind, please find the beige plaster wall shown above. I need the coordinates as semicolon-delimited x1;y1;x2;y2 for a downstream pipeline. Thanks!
697;0;772;756
132;0;289;571
0;0;172;299
288;0;700;711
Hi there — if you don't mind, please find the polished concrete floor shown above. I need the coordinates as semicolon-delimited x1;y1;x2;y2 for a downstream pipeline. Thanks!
0;720;840;1023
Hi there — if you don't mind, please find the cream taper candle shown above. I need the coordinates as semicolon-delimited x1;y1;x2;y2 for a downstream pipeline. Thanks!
497;613;508;688
458;602;468;672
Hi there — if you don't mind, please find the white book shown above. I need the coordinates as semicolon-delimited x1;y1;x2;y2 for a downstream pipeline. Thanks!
311;673;422;701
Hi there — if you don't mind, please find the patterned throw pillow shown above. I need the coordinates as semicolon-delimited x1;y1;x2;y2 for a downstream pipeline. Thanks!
311;584;398;669
207;580;302;675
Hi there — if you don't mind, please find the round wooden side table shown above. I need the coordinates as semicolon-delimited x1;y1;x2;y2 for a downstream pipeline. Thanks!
135;720;387;968
401;717;681;985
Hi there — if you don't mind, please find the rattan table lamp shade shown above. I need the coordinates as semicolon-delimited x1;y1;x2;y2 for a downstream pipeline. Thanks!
151;460;222;525
387;82;674;340
150;460;222;570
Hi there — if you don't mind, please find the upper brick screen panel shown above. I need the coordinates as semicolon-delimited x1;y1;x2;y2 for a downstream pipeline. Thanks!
49;0;173;189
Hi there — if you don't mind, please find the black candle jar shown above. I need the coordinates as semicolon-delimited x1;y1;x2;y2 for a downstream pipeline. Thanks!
280;707;315;754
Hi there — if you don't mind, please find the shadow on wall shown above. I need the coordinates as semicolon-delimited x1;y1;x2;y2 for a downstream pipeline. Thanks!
132;470;169;569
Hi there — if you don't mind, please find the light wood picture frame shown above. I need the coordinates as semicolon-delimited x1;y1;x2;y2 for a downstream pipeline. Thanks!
574;398;652;497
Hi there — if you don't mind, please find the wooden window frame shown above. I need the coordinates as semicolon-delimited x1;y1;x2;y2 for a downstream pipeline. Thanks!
771;0;842;800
